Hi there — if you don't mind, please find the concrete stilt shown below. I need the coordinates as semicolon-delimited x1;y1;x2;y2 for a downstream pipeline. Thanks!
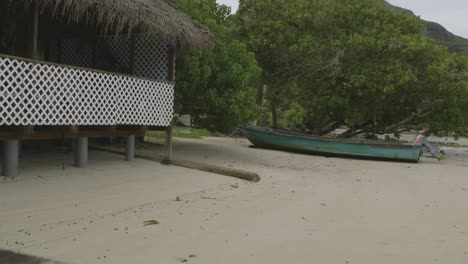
74;137;88;168
2;140;19;177
126;135;135;161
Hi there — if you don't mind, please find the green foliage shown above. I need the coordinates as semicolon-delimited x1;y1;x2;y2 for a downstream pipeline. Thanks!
281;103;306;128
237;0;468;137
173;0;261;134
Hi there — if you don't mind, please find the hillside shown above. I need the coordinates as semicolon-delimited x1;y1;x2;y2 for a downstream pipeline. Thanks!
383;1;468;56
423;21;468;56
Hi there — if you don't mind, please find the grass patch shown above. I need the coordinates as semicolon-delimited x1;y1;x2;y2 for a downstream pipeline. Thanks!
146;127;213;139
324;132;338;138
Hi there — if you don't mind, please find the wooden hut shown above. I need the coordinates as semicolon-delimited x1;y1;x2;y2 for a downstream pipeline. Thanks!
0;0;211;176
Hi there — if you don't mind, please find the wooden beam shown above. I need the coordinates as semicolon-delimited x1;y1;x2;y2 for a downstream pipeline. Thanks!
19;126;34;138
0;126;145;141
164;43;177;160
0;53;174;84
147;126;171;131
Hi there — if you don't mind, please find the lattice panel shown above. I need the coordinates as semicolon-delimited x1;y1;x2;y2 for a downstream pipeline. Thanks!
117;77;174;126
134;36;169;81
0;56;174;126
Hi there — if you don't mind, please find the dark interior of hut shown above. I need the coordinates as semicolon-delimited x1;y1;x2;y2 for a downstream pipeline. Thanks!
0;0;163;78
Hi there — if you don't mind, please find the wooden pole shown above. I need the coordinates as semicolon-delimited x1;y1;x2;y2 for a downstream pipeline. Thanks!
165;43;176;161
23;0;40;137
167;44;176;82
165;126;173;160
28;0;39;59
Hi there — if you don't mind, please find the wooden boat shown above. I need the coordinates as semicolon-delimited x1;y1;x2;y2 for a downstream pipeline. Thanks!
239;126;423;162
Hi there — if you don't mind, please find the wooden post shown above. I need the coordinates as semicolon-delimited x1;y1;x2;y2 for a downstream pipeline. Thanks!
164;43;176;161
22;0;40;138
165;126;173;160
28;0;39;59
167;44;176;82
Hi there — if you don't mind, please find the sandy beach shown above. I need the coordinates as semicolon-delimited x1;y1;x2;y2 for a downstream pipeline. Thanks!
1;136;468;264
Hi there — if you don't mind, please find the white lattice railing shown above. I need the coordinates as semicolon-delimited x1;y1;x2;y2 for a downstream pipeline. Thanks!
0;55;174;127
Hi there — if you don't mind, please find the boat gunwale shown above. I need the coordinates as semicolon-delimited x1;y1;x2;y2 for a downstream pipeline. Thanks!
240;126;422;150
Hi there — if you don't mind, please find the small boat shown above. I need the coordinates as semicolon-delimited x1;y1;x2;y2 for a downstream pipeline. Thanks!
239;126;423;162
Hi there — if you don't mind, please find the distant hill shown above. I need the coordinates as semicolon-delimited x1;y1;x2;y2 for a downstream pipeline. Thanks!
383;1;468;56
423;21;468;56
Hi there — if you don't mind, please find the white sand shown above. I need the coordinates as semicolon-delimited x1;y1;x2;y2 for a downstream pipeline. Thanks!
1;137;468;264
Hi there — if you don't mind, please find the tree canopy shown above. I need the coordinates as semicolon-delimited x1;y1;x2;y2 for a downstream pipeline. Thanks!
174;0;467;138
236;0;468;137
173;0;261;134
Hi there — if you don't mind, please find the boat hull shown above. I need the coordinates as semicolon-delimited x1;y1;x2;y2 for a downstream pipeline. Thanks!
240;126;422;162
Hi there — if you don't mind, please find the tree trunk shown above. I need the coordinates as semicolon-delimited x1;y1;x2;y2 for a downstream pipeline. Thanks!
271;103;278;129
337;121;372;138
338;129;365;139
378;112;432;134
317;121;343;136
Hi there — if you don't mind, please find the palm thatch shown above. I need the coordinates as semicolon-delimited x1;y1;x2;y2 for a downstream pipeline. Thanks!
19;0;212;49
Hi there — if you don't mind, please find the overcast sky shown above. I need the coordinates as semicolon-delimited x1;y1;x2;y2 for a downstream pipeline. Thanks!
217;0;468;38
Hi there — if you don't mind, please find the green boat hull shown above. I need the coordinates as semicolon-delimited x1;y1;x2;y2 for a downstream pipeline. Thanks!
240;126;423;162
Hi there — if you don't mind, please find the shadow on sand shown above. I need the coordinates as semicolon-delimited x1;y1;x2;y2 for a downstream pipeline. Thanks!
0;249;65;264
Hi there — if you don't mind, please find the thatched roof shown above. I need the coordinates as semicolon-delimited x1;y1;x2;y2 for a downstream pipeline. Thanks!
21;0;212;49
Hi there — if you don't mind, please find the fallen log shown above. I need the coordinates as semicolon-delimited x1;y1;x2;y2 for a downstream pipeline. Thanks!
90;145;261;182
161;159;260;182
